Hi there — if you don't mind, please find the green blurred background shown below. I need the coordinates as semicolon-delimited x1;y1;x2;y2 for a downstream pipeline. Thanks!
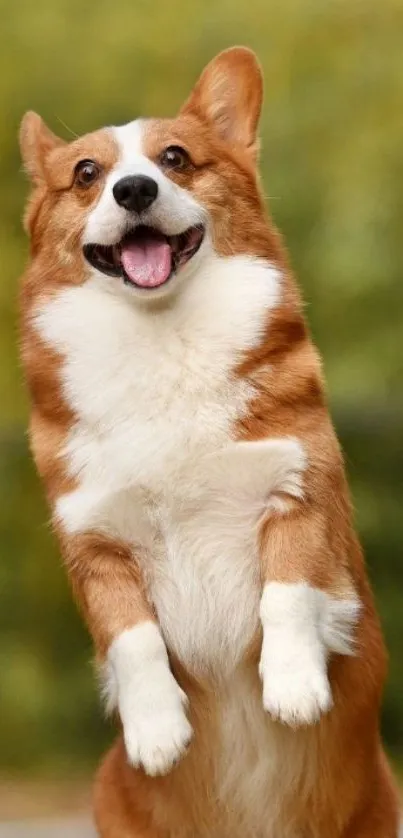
0;0;402;800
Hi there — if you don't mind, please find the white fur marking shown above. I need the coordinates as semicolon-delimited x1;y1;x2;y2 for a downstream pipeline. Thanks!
83;120;205;251
259;583;360;726
146;437;307;675
35;252;312;678
106;621;192;776
322;595;361;655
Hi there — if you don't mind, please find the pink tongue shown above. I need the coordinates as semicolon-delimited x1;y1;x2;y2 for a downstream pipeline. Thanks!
121;235;172;288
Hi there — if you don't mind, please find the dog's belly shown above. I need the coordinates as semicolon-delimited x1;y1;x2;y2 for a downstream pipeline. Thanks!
58;430;305;676
142;489;262;676
212;682;304;838
58;433;304;677
156;669;307;838
60;467;262;675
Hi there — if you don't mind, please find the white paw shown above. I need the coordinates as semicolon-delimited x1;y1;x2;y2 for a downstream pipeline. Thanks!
260;654;332;726
259;582;334;727
106;623;193;776
122;678;192;775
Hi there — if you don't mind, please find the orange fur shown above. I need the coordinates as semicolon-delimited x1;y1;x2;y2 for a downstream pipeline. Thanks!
19;47;400;837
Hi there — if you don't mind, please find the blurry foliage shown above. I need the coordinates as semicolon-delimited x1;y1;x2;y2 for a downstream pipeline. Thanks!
0;0;402;774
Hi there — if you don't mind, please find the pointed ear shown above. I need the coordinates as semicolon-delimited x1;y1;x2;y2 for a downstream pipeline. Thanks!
19;111;65;183
180;47;263;153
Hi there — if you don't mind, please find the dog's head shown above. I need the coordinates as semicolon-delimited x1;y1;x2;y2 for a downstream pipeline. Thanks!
20;47;270;301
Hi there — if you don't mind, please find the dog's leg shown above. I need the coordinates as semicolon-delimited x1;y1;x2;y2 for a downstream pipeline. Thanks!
258;576;359;726
94;740;161;838
254;443;360;727
62;531;192;776
342;796;401;837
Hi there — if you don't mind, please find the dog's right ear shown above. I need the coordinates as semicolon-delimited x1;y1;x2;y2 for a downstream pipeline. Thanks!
19;112;65;183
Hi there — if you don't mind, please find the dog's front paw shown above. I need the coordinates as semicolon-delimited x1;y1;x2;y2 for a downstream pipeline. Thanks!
121;672;192;776
259;650;332;726
123;679;192;776
106;623;193;776
259;582;334;727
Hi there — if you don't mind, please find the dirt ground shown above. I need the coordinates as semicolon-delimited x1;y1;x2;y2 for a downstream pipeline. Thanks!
0;780;95;836
0;817;96;837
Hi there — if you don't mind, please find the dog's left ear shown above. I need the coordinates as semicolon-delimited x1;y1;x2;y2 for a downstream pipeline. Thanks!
180;47;263;155
19;111;65;183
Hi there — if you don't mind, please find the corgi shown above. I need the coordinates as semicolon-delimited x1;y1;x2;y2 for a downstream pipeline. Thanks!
19;47;400;837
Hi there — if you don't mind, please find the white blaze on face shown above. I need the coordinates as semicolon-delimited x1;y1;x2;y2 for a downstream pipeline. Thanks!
83;120;205;263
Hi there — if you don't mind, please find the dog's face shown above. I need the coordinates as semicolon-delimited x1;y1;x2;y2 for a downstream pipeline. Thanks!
20;48;267;301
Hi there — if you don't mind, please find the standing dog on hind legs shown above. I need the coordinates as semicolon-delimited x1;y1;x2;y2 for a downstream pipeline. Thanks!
19;47;400;838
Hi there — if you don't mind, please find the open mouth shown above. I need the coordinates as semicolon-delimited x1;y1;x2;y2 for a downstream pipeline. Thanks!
83;224;205;290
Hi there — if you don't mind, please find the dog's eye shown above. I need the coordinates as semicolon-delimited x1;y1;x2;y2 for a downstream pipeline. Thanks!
159;146;191;171
74;159;101;187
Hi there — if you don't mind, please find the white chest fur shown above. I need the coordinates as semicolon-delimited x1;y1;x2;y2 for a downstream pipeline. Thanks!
35;254;295;674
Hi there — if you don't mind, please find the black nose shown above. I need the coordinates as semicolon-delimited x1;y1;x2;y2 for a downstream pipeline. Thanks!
113;175;158;213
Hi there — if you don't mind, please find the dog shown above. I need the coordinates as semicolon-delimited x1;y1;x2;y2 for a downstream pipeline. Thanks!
19;47;400;837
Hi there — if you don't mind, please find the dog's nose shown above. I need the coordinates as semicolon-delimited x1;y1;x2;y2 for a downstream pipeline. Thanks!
113;175;158;213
